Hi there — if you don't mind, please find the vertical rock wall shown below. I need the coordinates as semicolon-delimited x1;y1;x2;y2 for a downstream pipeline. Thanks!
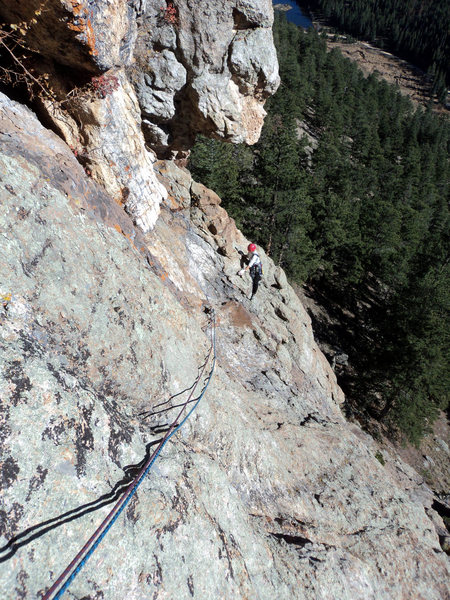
131;0;280;154
0;0;279;231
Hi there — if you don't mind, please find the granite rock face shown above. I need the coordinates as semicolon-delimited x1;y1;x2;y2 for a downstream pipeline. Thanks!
131;0;280;154
0;0;137;72
43;70;168;233
0;0;279;231
1;93;449;600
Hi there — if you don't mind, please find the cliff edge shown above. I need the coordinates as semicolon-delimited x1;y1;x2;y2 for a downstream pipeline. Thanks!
0;0;279;232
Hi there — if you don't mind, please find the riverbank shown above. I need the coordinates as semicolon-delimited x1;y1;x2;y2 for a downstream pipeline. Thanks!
307;12;448;113
327;37;449;112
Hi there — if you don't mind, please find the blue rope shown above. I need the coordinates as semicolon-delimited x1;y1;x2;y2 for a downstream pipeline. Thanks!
51;314;216;599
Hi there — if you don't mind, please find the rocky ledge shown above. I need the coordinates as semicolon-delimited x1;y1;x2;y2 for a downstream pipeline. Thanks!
1;92;449;599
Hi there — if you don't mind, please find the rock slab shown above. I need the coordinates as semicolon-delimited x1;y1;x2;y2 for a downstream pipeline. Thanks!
0;93;449;600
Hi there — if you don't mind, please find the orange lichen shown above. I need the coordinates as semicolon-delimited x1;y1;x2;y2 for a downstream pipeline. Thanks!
122;231;138;251
69;1;84;17
112;223;139;252
66;2;98;57
85;16;98;56
67;22;84;32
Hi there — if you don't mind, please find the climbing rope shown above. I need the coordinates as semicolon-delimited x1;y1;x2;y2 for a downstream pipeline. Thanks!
42;308;216;600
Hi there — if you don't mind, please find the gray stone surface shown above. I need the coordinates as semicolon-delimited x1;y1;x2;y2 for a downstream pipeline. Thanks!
0;95;449;600
229;28;280;97
132;0;280;153
134;50;187;120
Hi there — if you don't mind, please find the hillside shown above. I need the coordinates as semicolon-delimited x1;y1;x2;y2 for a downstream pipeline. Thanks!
303;0;450;105
324;38;438;111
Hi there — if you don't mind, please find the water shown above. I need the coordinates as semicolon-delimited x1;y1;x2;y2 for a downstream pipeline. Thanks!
272;1;313;28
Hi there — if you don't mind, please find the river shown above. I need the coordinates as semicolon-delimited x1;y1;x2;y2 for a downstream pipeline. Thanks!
272;1;313;28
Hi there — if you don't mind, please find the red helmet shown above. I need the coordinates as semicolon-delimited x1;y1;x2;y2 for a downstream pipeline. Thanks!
248;243;256;252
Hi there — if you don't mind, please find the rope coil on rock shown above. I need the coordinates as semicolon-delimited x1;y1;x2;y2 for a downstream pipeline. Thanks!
43;308;216;600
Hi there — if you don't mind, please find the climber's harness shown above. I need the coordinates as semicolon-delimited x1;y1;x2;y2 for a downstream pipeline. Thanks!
249;252;262;277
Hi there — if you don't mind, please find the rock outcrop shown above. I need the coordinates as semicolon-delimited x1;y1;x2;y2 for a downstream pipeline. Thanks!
1;92;449;600
0;0;279;231
131;0;279;154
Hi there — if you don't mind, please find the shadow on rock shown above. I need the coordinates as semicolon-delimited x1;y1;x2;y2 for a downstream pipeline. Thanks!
0;439;162;563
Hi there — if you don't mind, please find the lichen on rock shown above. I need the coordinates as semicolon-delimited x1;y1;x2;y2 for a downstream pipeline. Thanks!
1;92;449;600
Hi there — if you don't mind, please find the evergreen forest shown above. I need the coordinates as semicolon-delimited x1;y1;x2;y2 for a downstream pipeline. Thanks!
302;0;450;103
189;14;450;445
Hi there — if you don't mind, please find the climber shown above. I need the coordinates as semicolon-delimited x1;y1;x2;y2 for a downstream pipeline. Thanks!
238;243;262;299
